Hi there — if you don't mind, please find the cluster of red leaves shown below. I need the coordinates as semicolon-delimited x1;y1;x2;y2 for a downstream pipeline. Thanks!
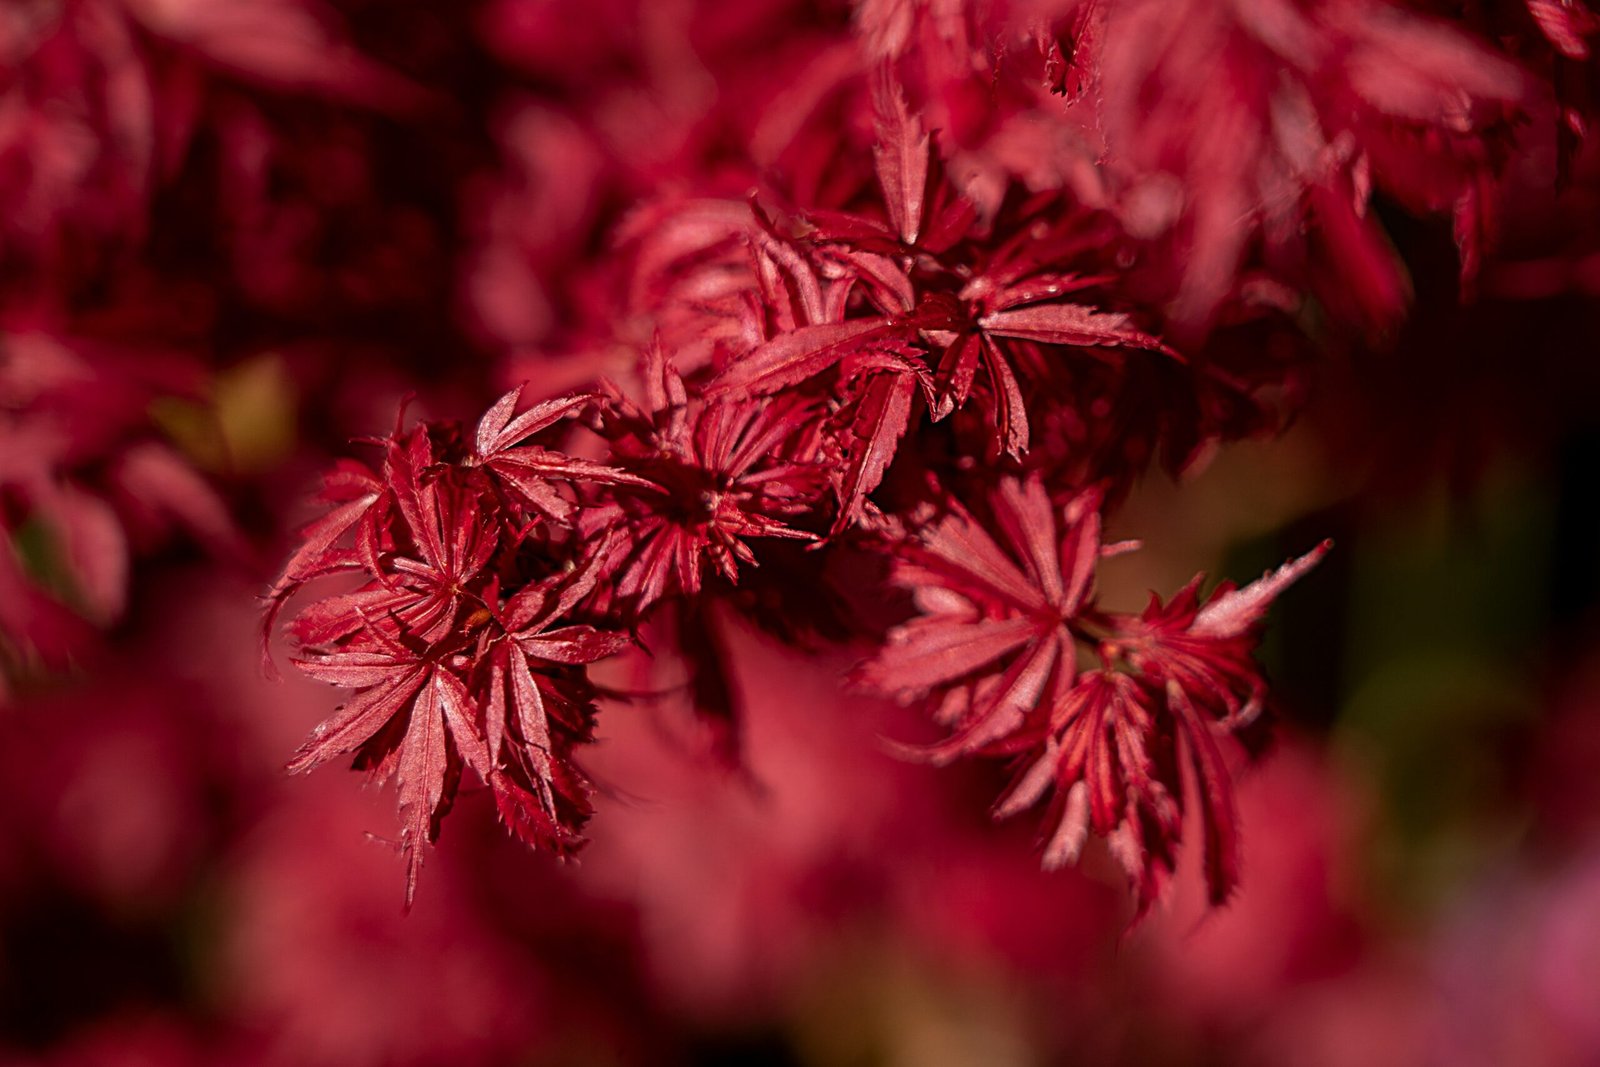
859;476;1328;915
268;396;643;905
0;0;1579;919
273;53;1332;912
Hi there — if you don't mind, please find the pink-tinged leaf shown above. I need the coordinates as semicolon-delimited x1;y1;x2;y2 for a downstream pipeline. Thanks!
316;459;385;502
871;70;930;245
980;303;1169;353
286;666;426;773
906;497;1048;612
986;273;1117;312
476;389;592;457
1086;704;1121;833
517;625;631;665
993;740;1062;820
990;477;1064;606
292;649;421;689
864;614;1043;696
396;679;448;909
1308;183;1411;335
1192;539;1331;638
911;584;974;617
640;341;689;428
355;493;389;580
857;0;915;58
490;771;574;853
557;534;618;615
127;0;426;109
918;189;980;258
435;668;491;780
1058;490;1105;613
753;228;828;327
271;491;382;596
501;539;615;633
838;250;916;313
930;332;982;420
619;196;753;302
285;584;419;648
803;209;904;254
704;394;815;480
833;371;915;534
386;435;442;562
485;662;508;769
706;318;901;396
508;651;556;811
1343;10;1526;122
1040;781;1093;870
476;387;527;455
928;631;1065;762
614;524;680;609
1168;682;1240;905
485;464;574;522
1106;814;1163;925
983;336;1031;458
488;447;653;489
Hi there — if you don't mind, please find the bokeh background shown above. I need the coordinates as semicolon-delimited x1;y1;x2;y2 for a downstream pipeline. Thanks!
3;2;1600;1065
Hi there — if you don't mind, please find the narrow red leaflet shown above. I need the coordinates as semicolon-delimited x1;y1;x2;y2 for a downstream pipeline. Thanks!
870;69;930;245
225;0;1413;928
474;387;593;457
395;676;449;909
832;371;916;533
858;474;1324;920
1168;681;1241;906
979;304;1170;353
705;318;903;397
1192;539;1332;639
286;654;428;773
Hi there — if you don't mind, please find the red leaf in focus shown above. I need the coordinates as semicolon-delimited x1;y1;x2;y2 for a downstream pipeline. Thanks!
1167;680;1240;907
833;371;917;534
394;672;450;909
978;303;1170;354
705;317;905;397
1191;539;1332;640
871;69;930;245
596;353;825;610
861;477;1104;761
474;385;653;521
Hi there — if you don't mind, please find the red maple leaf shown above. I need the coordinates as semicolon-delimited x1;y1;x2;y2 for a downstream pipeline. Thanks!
289;634;478;908
861;474;1327;916
590;347;827;611
273;409;637;903
858;475;1113;758
478;544;631;857
473;385;651;522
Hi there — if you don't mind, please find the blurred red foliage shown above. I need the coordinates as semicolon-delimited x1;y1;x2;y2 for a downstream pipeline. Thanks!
3;1;1600;1064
